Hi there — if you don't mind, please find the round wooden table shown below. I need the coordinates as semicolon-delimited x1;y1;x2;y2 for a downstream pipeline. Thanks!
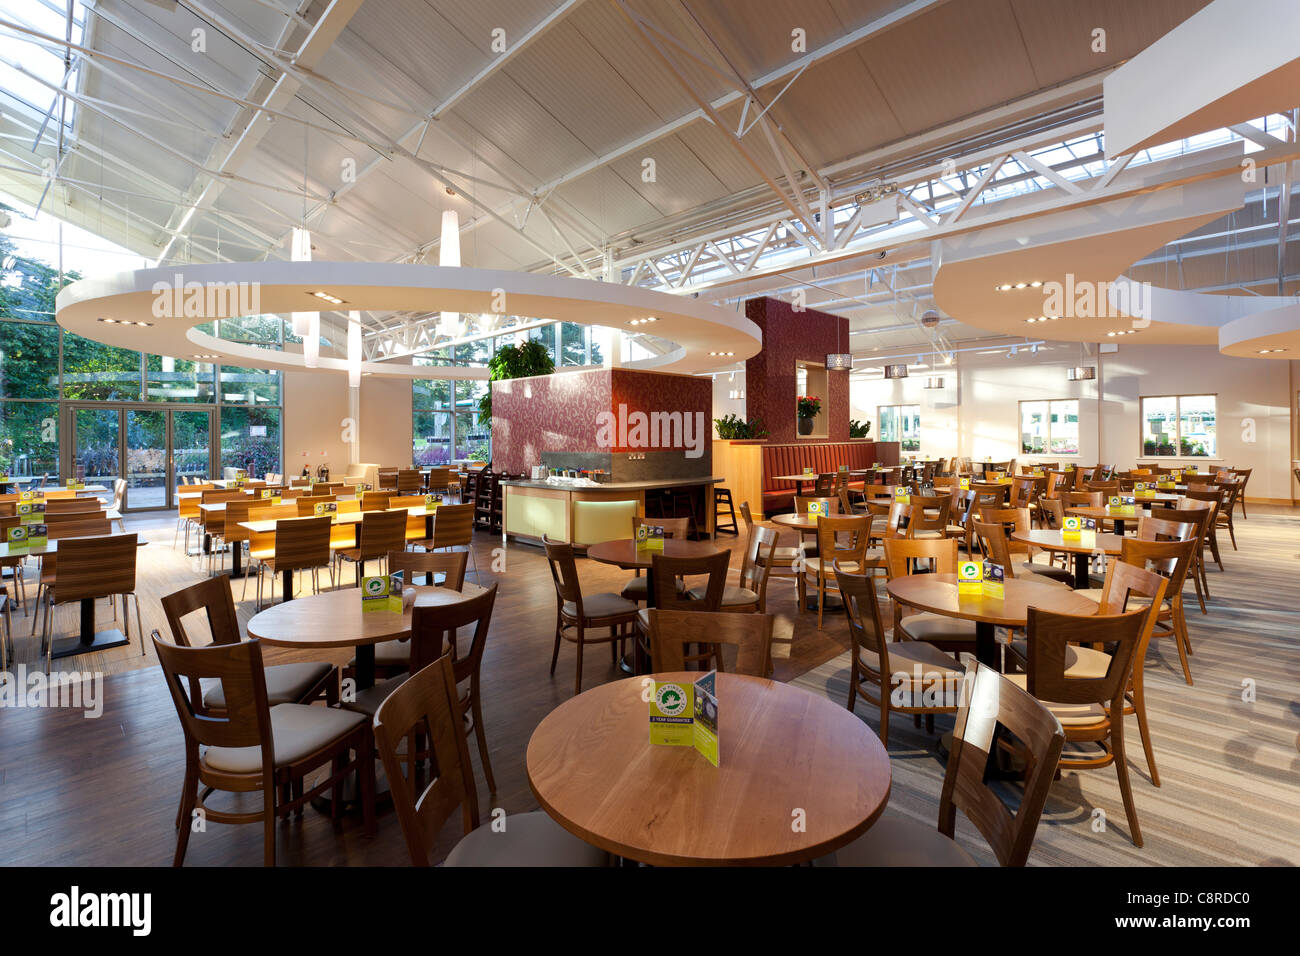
886;572;1099;666
1012;528;1124;589
771;512;818;532
247;582;487;688
527;672;891;866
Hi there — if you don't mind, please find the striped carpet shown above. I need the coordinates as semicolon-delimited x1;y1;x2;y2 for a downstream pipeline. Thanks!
791;505;1300;866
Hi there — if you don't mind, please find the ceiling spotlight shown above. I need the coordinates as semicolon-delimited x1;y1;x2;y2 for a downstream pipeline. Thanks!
309;291;345;305
708;351;735;357
98;317;117;323
1029;280;1043;288
628;316;658;326
996;283;1013;291
1025;317;1038;324
1257;347;1288;354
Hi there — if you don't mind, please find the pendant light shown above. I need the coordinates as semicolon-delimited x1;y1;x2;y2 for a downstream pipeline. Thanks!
290;226;313;338
347;310;361;388
826;311;851;369
438;209;462;338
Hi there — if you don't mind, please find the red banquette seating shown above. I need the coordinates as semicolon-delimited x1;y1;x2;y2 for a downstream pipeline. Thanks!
761;441;895;515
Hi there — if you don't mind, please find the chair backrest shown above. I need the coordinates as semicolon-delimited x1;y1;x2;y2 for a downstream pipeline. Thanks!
814;514;870;567
43;489;75;499
1023;606;1148;709
426;466;453;488
51;533;138;603
222;497;254;542
1044;471;1069;499
44;496;102;514
1119;533;1197;601
110;478;127;510
1036;496;1064;530
1064;490;1103;508
361;491;392;511
938;662;1066;866
429;501;474;548
388;549;467;590
542;535;584;610
396;469;423;493
296;494;337;517
738;500;754;535
45;509;108;524
269;515;331;571
631;515;690;540
882;535;959;579
47;517;112;539
835;563;887;674
356;508;409;560
407;583;498;680
974;506;1032;558
161;575;242;648
154;634;273;759
745;526;780;607
372;654;478;866
202;488;246;504
972;519;1016;575
645;609;773;676
651;550;730;611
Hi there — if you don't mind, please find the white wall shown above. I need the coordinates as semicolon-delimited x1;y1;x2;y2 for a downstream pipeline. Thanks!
711;369;748;437
850;345;1296;501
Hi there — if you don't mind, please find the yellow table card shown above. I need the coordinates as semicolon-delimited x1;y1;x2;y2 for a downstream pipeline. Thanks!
424;494;439;509
313;501;338;517
957;560;983;595
1134;482;1155;499
649;672;719;765
1062;515;1082;540
361;574;403;613
802;467;814;476
981;560;1005;600
893;487;911;505
19;490;33;501
17;501;45;525
355;483;366;495
1107;495;1136;517
635;524;665;551
66;480;85;490
1157;479;1175;490
959;477;970;490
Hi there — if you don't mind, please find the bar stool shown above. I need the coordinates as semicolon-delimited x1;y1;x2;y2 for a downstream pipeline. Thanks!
714;487;739;536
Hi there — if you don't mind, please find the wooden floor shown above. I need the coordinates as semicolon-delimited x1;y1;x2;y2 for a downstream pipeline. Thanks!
1;503;1297;866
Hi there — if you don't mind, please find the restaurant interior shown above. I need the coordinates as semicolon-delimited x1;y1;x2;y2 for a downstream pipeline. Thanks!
0;0;1297;884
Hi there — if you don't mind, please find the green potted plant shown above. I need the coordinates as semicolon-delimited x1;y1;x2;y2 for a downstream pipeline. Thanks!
796;395;821;436
849;419;871;439
477;339;556;432
714;414;769;440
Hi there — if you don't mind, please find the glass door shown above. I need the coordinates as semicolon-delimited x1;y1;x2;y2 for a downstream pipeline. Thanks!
73;407;121;490
69;405;215;511
125;408;168;510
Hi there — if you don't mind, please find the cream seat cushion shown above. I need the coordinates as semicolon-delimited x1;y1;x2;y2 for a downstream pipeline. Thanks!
814;812;977;867
203;703;366;774
443;810;608;867
341;672;409;717
620;575;685;601
1004;673;1107;726
861;638;962;676
898;612;977;644
202;662;332;709
1008;639;1111;679
685;584;758;606
563;592;639;620
803;550;882;574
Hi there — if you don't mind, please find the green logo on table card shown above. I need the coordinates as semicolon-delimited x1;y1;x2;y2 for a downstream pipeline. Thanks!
650;674;719;765
313;501;338;517
361;574;403;613
260;488;276;498
957;560;983;595
1063;515;1081;539
806;500;826;518
635;525;664;551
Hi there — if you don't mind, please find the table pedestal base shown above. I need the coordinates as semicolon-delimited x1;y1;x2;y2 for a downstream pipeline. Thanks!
50;627;128;660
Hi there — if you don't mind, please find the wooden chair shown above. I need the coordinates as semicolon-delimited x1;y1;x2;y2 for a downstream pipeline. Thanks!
158;576;336;712
1154;502;1210;611
424;466;456;498
372;653;606;866
1010;559;1168;786
29;516;117;636
253;516;334;608
881;537;977;653
396;469;423;494
343;584;500;793
366;551;468;677
1010;606;1151;846
799;514;872;629
821;660;1065;866
412;502;477;579
217;498;254;584
543;536;639;695
836;562;962;747
334;508;408;586
377;467;399;492
44;497;102;514
360;491;391;511
1179;489;1223;573
685;524;778;613
39;533;143;671
1228;467;1252;519
741;502;801;593
974;506;1074;585
295;494;337;517
634;549;730;670
644;609;774;676
620;516;690;603
154;635;373;866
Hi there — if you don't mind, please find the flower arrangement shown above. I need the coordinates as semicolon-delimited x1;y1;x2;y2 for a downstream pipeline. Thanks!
796;395;821;418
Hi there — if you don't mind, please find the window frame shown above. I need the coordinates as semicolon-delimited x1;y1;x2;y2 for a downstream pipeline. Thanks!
1139;393;1218;459
1017;398;1080;457
877;403;920;452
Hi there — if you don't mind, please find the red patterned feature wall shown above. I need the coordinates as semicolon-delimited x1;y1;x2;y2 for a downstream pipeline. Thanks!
744;296;851;443
491;367;712;473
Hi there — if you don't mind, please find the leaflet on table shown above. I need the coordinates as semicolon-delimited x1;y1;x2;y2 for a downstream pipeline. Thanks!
423;494;439;509
805;499;829;518
313;501;338;517
361;574;403;613
1107;495;1136;516
1134;482;1156;499
6;524;46;551
893;487;911;505
66;480;84;490
981;560;1005;600
17;501;45;524
957;560;983;595
959;477;970;490
635;524;664;552
802;466;814;476
649;672;719;765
